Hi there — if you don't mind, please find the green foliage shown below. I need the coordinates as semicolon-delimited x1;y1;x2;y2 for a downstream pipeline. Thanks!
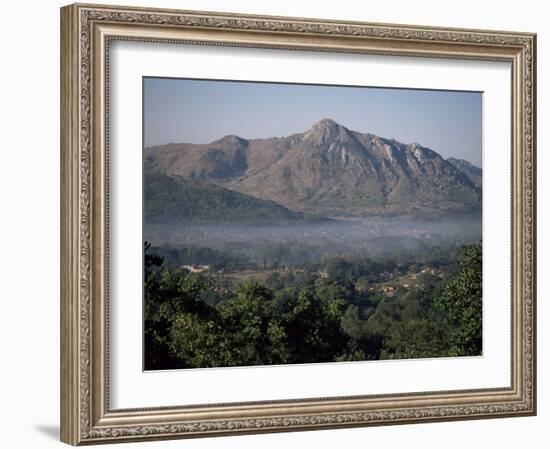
169;314;232;368
280;284;348;364
436;242;482;356
216;282;288;366
144;173;306;224
144;241;217;369
143;242;482;370
364;288;449;359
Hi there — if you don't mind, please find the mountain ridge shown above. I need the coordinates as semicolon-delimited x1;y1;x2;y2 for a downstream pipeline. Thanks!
447;157;482;187
145;119;482;218
144;172;323;224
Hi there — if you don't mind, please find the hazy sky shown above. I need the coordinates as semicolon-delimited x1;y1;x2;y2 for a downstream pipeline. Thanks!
144;77;482;166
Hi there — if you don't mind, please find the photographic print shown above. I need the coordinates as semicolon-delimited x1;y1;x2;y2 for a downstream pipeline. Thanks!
143;77;483;371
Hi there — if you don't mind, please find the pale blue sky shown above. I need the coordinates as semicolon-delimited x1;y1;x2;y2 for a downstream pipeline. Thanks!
144;77;482;166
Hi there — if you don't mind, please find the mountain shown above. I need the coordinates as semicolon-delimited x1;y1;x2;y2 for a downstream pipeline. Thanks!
144;172;311;224
447;157;482;188
145;119;482;217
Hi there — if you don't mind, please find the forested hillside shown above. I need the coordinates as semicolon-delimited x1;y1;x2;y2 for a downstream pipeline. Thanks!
144;242;482;369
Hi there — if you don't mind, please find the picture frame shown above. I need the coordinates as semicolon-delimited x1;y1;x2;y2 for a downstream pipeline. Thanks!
60;2;536;445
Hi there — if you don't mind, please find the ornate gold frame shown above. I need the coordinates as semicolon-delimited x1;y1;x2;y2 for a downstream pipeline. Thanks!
60;3;537;445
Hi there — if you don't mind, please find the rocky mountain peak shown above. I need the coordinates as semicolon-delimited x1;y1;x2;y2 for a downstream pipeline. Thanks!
212;134;249;147
312;118;340;130
304;118;355;145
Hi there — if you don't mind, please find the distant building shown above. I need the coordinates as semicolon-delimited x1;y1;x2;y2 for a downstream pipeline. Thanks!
379;286;396;296
181;264;210;273
316;271;330;279
378;271;393;280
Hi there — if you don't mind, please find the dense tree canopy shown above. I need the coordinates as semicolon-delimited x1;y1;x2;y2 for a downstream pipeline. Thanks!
144;242;482;370
436;243;482;356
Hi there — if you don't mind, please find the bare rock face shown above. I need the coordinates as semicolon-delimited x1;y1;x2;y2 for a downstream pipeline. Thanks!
145;119;482;217
447;157;482;187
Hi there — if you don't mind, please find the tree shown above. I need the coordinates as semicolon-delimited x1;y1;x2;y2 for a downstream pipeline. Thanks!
143;242;177;370
355;276;370;293
217;281;289;366
281;285;348;363
361;287;450;360
169;313;232;368
436;243;482;356
144;242;216;369
325;257;351;281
